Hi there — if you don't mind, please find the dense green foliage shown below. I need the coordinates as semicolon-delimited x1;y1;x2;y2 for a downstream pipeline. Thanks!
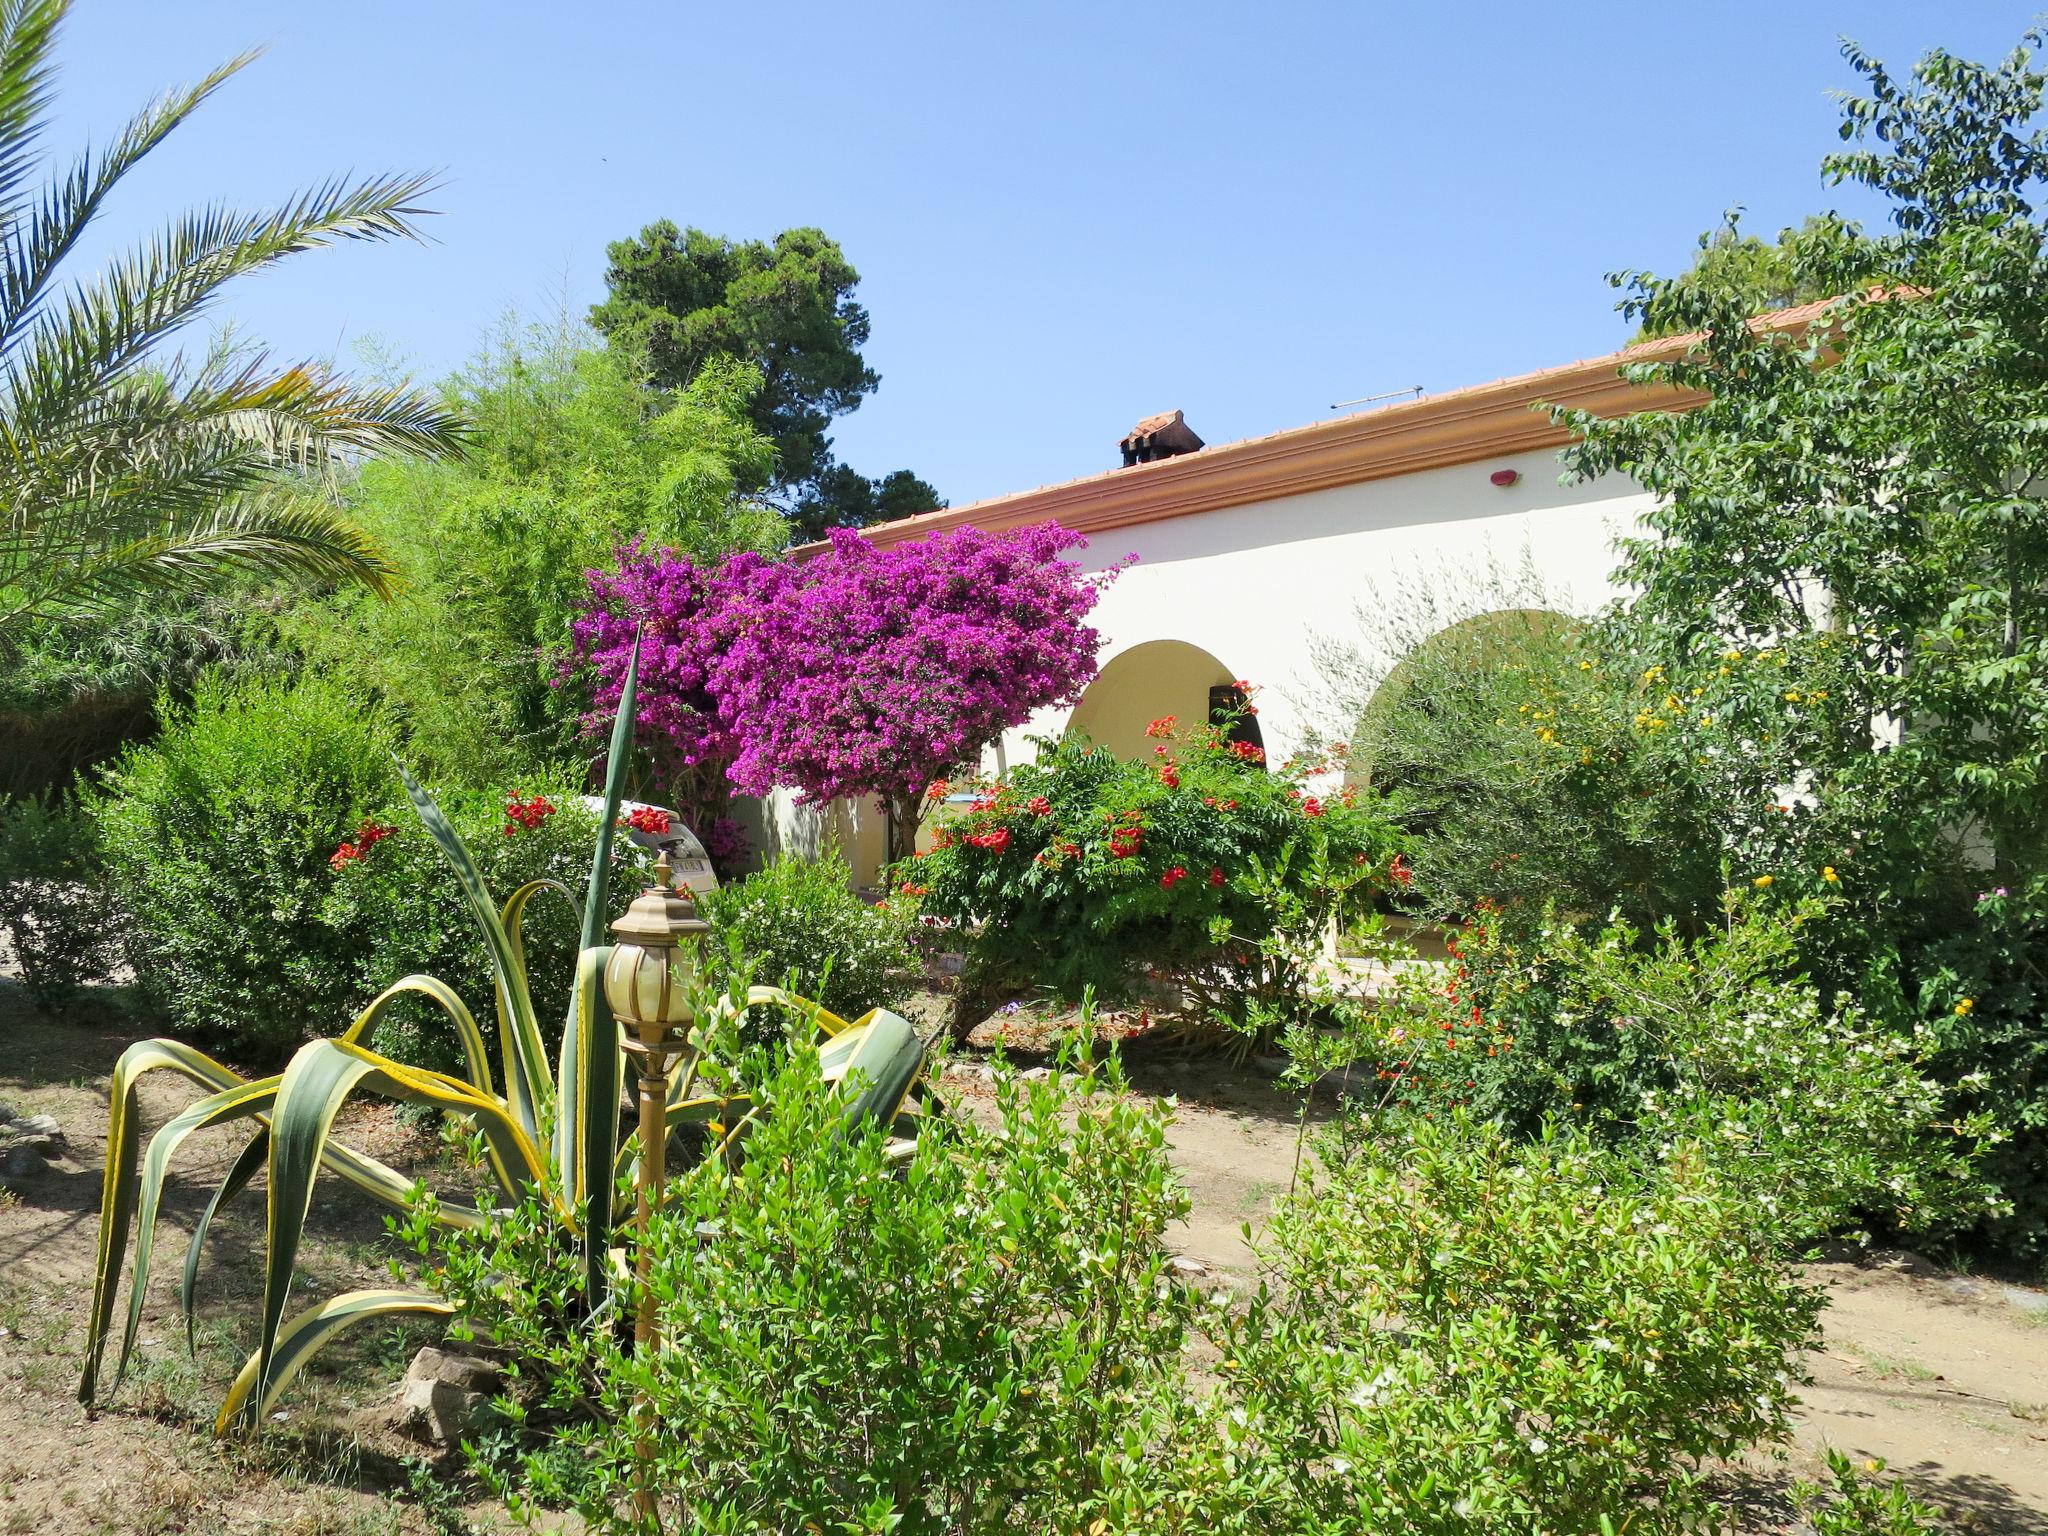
446;1051;1842;1536
915;712;1401;1037
86;670;597;1064
1342;610;1722;934
1379;900;1995;1250
1558;31;2048;1266
0;792;118;1005
430;1046;1190;1535
90;673;399;1058
1112;1116;1827;1536
699;848;922;1030
1322;31;2048;1268
590;221;941;537
288;332;782;783
0;0;461;648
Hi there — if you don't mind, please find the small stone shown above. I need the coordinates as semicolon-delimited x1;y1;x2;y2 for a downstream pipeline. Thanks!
0;1143;44;1181
399;1346;502;1445
1020;1066;1051;1082
7;1114;60;1140
1866;1248;1940;1278
1168;1255;1212;1279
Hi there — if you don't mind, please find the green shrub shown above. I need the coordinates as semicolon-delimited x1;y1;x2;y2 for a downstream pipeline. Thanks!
426;1046;1190;1535
0;793;120;1006
1903;881;2048;1268
91;672;397;1059
698;847;921;1031
1794;1451;1947;1536
1377;897;1998;1251
91;669;609;1066
1318;596;1723;935
915;708;1402;1037
1106;1115;1825;1536
317;785;601;1077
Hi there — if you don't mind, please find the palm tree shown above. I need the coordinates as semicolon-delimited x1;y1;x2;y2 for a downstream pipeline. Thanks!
0;0;465;647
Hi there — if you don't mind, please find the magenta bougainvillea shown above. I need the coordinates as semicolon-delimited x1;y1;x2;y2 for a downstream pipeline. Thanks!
574;521;1123;861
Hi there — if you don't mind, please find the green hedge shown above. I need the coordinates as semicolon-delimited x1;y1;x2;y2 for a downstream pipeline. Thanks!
90;672;598;1067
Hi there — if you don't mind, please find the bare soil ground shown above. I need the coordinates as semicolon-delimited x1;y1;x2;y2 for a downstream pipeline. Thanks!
3;983;2044;1534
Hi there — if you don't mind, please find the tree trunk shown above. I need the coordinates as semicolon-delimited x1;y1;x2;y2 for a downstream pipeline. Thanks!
885;790;921;866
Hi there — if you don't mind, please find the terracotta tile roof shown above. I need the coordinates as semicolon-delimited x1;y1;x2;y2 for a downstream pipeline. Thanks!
801;297;1845;553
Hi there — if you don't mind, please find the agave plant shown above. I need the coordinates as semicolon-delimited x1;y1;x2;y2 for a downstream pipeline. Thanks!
80;641;933;1430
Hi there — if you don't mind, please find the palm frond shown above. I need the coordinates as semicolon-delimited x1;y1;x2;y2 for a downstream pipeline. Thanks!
2;486;398;633
0;48;255;360
2;168;443;446
0;0;63;230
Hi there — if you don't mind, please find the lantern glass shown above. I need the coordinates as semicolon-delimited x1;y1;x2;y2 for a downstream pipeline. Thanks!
603;941;698;1028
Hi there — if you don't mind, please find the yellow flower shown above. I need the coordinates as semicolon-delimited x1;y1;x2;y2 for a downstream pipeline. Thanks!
1753;874;1775;888
1783;690;1803;703
1955;998;1975;1017
1822;866;1839;884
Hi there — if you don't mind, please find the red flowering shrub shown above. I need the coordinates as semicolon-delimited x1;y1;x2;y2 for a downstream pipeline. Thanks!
624;805;673;837
504;792;558;835
914;699;1402;1035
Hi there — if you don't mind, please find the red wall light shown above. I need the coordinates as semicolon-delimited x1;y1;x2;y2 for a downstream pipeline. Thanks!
1489;468;1521;488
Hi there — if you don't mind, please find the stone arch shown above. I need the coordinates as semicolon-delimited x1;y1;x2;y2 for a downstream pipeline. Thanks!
1067;639;1253;762
1346;607;1582;787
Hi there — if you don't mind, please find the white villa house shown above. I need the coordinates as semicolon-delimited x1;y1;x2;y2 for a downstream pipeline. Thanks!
746;313;1768;889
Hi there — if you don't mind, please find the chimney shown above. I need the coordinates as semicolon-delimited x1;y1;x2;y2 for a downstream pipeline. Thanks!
1120;409;1204;467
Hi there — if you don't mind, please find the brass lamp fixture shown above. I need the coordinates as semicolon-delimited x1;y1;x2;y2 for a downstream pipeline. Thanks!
603;848;708;1527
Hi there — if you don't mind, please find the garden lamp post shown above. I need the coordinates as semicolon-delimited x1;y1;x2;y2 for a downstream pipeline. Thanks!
602;849;709;1528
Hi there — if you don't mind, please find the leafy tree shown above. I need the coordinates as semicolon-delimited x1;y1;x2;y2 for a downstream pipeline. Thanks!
1631;215;1871;340
590;221;942;535
287;327;781;783
793;464;944;541
578;522;1119;863
0;0;461;649
1560;29;2048;1263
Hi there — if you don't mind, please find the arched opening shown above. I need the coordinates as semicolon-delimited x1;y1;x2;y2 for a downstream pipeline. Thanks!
1067;639;1244;762
1339;607;1582;961
1346;608;1582;789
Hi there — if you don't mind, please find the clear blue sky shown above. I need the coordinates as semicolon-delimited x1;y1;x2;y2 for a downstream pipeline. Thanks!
51;2;2048;508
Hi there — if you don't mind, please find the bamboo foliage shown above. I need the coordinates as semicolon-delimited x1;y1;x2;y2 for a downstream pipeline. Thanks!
79;637;936;1429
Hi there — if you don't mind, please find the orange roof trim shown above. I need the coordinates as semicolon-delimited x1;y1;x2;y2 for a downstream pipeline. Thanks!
806;297;1843;553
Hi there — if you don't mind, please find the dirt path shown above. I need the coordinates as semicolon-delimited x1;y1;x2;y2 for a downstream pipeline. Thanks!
1134;1066;2048;1531
5;987;2046;1533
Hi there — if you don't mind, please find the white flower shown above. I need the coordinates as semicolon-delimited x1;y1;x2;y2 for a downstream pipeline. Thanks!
1528;1436;1549;1455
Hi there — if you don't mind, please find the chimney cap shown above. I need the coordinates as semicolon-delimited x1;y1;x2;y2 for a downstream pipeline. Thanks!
1120;409;1204;467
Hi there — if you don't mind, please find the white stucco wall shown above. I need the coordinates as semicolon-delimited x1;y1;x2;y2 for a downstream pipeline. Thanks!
756;445;1655;888
1002;445;1648;771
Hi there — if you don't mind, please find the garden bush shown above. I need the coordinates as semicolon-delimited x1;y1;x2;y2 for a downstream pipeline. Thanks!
1324;602;1724;934
914;705;1402;1039
0;792;121;1006
419;1045;1191;1535
317;783;601;1077
1104;1114;1827;1536
91;672;400;1059
698;847;921;1031
91;669;605;1065
1376;897;1998;1251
